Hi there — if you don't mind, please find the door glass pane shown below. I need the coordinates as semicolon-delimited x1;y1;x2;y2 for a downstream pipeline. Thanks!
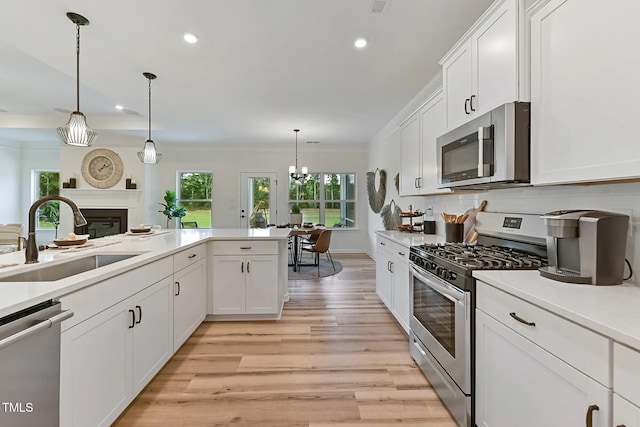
248;177;271;227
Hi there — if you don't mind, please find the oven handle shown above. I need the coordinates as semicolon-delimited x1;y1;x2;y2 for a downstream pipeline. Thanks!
410;265;464;303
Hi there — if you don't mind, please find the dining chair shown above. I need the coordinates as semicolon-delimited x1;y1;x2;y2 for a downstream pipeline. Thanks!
0;223;24;254
300;229;335;275
180;221;198;229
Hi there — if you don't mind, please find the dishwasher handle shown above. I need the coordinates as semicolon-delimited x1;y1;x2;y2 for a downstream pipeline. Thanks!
0;309;74;351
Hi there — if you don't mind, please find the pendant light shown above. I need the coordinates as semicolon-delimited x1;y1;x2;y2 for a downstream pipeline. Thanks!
57;12;97;147
137;72;162;164
289;129;308;181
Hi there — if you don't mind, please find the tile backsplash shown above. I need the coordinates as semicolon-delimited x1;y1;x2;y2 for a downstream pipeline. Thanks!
378;181;640;284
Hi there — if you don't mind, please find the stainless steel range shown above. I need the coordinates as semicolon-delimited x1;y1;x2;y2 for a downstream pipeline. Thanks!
408;212;548;427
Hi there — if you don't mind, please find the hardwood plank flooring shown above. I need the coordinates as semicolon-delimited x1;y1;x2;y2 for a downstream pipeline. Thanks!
113;253;456;427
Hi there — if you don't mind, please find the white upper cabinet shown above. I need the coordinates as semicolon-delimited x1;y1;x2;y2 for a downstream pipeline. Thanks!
399;90;450;196
441;0;528;131
399;112;421;195
530;0;640;185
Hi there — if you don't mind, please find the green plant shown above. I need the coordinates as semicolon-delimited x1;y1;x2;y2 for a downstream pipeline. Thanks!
159;190;187;228
41;202;60;238
290;203;301;214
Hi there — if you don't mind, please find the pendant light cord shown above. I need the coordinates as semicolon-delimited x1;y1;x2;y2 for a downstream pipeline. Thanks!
294;130;298;171
75;22;81;112
148;77;152;141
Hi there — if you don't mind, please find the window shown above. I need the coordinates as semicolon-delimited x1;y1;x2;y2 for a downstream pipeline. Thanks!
33;170;60;230
289;173;356;228
177;171;212;228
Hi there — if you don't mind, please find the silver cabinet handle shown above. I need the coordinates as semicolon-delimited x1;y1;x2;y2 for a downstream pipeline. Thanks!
586;404;599;427
188;253;197;259
240;246;252;250
509;312;536;327
0;309;74;350
175;281;181;296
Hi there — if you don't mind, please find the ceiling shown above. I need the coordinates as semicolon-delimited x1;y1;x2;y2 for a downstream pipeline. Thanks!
0;0;493;148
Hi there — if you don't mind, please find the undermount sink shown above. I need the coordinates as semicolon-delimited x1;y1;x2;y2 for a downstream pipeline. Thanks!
0;253;141;282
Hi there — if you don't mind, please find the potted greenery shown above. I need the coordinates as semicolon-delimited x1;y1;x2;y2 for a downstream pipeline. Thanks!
289;203;302;226
159;190;187;228
41;202;60;238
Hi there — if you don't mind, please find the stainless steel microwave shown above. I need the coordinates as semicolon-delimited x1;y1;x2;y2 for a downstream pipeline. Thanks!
436;102;531;189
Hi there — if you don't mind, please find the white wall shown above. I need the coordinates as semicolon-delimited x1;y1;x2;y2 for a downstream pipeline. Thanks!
0;140;21;223
55;136;372;253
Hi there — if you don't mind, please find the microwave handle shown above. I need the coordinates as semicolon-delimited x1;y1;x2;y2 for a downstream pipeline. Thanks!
478;125;494;177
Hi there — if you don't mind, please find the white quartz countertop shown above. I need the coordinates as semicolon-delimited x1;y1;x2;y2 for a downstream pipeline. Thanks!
375;230;445;247
473;270;640;350
0;228;290;318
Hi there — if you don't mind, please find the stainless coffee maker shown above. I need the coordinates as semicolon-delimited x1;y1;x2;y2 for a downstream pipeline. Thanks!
538;210;629;285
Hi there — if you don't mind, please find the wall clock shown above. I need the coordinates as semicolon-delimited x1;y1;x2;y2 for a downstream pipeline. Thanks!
81;148;124;189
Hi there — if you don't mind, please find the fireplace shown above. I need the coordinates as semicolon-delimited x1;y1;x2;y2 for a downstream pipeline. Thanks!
75;209;128;238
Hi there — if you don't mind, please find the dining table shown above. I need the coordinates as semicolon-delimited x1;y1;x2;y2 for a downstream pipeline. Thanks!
288;226;321;272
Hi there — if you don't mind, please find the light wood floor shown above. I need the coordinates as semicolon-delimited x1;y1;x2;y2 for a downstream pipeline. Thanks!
114;253;456;427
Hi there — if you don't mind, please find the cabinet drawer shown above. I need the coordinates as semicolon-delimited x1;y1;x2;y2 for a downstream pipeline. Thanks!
477;282;610;386
173;244;206;272
614;393;640;427
377;237;410;263
614;343;640;404
212;240;277;255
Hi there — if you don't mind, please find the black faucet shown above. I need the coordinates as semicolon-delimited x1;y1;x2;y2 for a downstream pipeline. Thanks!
25;196;87;264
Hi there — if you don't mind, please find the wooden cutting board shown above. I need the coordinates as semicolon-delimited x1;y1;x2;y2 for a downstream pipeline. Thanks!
463;200;487;243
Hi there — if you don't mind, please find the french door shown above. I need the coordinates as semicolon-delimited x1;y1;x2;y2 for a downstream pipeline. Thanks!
239;172;277;228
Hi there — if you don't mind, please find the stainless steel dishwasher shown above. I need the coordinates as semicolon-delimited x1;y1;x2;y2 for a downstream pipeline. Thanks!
0;300;73;427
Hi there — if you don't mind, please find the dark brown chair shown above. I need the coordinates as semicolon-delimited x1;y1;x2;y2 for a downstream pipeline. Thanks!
181;221;198;229
300;229;335;275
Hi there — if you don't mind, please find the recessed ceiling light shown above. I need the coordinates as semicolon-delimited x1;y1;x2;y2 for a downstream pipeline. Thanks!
183;33;199;44
115;105;124;110
354;38;367;48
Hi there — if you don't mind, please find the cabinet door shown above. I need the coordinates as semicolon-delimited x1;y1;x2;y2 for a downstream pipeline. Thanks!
476;310;611;427
375;241;393;309
472;0;518;116
174;260;206;350
442;40;473;130
245;255;279;314
531;0;640;185
132;277;174;394
399;112;422;195
60;299;133;427
419;93;450;194
212;256;246;315
391;256;410;333
614;394;640;427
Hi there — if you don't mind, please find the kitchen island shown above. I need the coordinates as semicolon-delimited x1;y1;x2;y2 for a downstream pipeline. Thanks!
0;228;290;427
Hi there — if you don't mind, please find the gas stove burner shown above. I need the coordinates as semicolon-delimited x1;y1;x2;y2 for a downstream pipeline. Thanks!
411;242;547;272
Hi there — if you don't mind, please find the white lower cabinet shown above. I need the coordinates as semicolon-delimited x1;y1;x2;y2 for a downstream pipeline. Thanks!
173;259;206;350
476;310;611;427
614;394;640;427
60;276;173;427
375;235;410;333
212;241;279;316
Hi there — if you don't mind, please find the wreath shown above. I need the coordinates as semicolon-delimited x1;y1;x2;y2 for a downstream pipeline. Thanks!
366;168;386;213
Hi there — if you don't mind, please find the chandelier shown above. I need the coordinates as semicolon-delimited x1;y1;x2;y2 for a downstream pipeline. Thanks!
57;12;97;147
288;129;308;181
137;72;162;164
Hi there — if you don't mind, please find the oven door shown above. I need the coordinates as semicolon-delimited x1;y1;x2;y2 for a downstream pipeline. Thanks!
410;264;470;393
